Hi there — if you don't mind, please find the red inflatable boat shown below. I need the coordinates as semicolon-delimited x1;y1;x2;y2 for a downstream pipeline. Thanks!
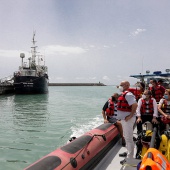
24;123;119;170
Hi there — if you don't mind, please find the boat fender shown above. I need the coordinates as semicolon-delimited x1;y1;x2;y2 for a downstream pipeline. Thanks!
70;157;77;168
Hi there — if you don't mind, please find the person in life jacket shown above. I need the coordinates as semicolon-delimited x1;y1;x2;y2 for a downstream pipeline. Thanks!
102;93;125;146
136;90;158;134
148;79;165;103
116;81;137;165
158;89;170;132
129;82;145;101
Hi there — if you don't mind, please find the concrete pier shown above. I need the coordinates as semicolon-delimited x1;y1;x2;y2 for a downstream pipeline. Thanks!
48;83;106;86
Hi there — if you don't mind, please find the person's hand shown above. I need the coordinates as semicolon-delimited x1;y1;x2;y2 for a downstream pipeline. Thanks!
125;115;132;122
136;117;142;124
152;117;158;124
164;114;168;119
167;115;170;119
104;119;109;123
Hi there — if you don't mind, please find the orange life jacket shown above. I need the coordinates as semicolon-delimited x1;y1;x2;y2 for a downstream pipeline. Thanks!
117;91;132;112
140;98;154;115
105;98;114;116
139;148;170;170
161;99;170;114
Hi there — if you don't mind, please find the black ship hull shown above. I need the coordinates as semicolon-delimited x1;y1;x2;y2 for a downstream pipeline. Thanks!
14;76;48;94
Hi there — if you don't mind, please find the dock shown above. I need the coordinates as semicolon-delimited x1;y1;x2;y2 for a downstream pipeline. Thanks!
0;84;14;95
0;76;14;95
48;83;106;86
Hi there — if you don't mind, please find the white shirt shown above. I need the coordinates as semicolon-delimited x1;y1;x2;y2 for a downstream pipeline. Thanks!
136;97;158;117
117;92;137;120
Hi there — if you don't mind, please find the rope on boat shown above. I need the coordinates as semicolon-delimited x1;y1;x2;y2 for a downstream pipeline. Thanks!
60;126;116;170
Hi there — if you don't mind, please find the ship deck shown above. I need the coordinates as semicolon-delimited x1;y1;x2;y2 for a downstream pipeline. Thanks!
94;127;141;170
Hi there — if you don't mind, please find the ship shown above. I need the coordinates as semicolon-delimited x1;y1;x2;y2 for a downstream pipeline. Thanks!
13;32;48;94
130;69;170;88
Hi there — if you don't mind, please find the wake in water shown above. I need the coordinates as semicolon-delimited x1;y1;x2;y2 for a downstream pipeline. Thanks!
70;115;103;139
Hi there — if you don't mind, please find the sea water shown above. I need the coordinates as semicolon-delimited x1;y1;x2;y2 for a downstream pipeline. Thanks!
0;86;118;170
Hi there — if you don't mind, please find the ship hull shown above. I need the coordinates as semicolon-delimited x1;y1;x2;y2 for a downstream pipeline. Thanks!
14;76;48;94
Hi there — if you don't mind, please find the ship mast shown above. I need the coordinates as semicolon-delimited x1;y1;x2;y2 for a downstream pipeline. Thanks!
31;31;37;67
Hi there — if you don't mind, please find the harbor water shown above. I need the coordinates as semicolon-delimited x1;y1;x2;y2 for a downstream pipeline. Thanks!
0;86;117;170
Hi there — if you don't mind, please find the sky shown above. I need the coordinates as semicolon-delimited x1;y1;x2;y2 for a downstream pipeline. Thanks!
0;0;170;85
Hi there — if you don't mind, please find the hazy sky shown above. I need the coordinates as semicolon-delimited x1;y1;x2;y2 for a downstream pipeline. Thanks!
0;0;170;85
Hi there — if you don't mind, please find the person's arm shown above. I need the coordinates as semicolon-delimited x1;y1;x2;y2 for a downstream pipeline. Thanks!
102;110;109;123
136;99;142;117
152;98;158;123
125;92;138;121
158;99;168;118
153;99;158;117
102;102;109;123
125;103;138;122
136;99;142;123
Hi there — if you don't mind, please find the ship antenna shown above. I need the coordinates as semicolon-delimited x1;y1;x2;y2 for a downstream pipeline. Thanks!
31;31;37;65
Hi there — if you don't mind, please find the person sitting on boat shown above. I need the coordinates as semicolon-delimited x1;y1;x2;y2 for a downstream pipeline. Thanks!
136;90;158;134
158;89;170;132
116;81;137;165
102;93;125;146
149;79;165;103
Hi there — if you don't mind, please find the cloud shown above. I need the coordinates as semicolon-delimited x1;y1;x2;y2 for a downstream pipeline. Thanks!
0;49;29;58
75;77;86;80
89;45;95;48
102;76;110;81
89;77;96;80
40;45;87;56
103;45;110;48
129;28;146;37
55;77;64;80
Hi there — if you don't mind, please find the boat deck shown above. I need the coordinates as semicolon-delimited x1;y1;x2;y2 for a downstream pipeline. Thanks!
94;128;141;170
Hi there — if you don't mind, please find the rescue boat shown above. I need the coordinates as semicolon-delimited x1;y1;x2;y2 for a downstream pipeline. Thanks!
24;123;119;170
